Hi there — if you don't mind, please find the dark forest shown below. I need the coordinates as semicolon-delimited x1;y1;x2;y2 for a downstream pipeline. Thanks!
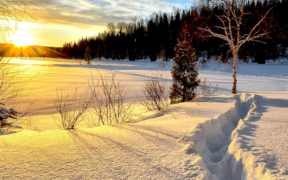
62;0;288;64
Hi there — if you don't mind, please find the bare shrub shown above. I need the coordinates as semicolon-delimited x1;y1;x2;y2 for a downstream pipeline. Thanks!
87;73;135;127
0;57;35;128
196;78;218;96
140;74;169;112
0;58;29;103
53;88;91;129
0;0;36;129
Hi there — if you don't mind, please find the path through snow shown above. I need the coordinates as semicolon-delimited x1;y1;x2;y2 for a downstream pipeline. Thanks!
179;93;285;179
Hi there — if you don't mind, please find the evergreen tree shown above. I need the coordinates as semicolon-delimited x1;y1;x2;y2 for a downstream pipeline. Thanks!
170;25;199;103
84;46;92;61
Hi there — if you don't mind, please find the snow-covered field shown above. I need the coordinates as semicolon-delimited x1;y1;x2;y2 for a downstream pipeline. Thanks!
0;57;288;179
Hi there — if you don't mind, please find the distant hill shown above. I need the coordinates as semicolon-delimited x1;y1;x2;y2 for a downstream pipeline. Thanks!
0;44;66;58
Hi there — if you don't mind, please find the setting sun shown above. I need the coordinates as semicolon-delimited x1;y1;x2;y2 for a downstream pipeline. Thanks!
12;30;33;46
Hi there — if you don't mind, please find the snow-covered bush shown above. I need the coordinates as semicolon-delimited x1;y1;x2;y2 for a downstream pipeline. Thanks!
0;107;19;127
140;74;169;112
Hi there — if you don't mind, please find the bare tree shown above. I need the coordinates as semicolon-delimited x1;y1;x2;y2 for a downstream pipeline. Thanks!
0;0;35;42
0;0;35;103
0;0;35;128
123;22;136;35
117;22;126;34
107;22;116;36
200;0;272;94
131;16;139;24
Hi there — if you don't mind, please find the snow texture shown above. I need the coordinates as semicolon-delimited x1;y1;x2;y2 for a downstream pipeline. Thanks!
0;57;288;179
0;95;233;179
179;93;285;179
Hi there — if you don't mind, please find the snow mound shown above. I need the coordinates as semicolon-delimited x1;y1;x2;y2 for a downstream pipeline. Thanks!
179;93;277;180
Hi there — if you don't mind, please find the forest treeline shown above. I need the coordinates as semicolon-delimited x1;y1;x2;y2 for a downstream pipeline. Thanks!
62;0;288;64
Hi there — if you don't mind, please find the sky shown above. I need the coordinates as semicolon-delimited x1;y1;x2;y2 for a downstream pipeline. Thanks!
15;0;191;47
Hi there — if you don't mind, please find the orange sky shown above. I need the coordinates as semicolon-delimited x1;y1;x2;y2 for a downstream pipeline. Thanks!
7;0;187;47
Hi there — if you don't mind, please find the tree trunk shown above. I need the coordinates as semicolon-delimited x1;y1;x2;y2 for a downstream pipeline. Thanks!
232;54;237;94
182;88;186;102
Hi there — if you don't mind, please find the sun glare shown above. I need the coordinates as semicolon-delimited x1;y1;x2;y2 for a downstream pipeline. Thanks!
13;30;33;47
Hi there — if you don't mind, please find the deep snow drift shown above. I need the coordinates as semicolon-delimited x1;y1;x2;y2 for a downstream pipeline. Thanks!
0;57;288;179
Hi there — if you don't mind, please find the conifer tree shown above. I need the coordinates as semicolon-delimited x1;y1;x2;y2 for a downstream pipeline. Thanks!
84;46;92;61
170;24;200;103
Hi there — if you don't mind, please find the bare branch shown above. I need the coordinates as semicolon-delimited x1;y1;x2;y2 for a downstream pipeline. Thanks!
0;0;35;42
199;27;232;44
239;7;273;47
216;15;229;36
199;0;272;94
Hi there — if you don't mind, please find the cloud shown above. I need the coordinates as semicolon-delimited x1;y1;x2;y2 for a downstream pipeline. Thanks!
34;0;186;29
19;0;189;46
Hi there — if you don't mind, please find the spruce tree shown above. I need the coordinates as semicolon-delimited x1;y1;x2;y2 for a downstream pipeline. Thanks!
84;46;92;61
170;25;199;103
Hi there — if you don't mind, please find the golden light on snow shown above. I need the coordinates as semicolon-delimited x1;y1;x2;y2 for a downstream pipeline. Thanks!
12;30;33;47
